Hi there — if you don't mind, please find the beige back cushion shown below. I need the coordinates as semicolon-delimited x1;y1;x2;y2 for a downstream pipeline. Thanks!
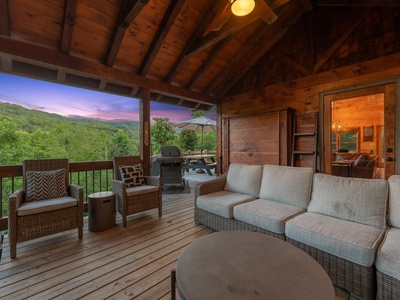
308;173;388;229
389;175;400;228
225;163;263;197
259;165;313;209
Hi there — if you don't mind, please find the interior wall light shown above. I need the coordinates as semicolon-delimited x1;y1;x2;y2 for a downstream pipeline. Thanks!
230;0;256;17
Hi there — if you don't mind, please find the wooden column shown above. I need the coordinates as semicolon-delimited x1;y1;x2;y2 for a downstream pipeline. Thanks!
139;88;151;175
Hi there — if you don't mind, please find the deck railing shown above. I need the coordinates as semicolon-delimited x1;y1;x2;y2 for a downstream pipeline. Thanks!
0;160;115;231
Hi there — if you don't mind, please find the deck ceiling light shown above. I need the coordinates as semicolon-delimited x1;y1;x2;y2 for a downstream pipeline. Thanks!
230;0;256;17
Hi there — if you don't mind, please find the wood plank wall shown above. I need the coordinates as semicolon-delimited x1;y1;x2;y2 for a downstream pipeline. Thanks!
218;7;400;171
221;108;293;170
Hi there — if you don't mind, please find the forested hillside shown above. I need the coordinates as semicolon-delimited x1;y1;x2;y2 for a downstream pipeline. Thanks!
0;102;140;165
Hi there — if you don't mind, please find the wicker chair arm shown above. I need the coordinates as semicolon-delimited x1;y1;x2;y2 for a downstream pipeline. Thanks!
144;175;161;187
112;179;125;196
69;184;84;202
8;190;24;214
195;172;227;200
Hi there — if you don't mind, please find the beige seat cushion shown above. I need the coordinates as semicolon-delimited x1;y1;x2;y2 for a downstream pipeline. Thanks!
234;199;305;234
18;196;77;216
126;185;159;197
286;212;385;267
197;190;256;218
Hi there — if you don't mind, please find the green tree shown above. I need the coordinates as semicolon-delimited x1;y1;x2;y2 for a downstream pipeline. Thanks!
0;119;30;165
200;131;217;151
151;118;177;154
179;129;198;151
108;129;132;158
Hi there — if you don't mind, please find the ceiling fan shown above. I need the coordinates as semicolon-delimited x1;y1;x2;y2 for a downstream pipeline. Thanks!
211;0;278;31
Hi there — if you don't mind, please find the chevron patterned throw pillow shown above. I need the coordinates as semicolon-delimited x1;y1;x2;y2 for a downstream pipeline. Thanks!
119;165;144;188
25;169;68;202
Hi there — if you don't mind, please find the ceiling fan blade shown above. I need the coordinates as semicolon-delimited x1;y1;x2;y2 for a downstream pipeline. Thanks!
255;0;277;24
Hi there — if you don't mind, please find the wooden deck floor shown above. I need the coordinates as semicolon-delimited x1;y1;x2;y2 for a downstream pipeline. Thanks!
0;182;213;300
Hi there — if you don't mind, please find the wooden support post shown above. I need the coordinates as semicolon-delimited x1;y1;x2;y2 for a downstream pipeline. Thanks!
140;88;151;176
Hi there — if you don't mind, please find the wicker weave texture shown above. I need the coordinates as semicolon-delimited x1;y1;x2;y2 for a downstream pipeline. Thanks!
17;206;78;242
377;270;400;300
287;238;376;300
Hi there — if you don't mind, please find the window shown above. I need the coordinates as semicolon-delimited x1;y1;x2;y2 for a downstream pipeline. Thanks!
332;128;359;152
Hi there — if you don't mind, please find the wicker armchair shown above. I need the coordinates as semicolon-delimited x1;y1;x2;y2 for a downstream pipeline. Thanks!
112;156;162;227
8;158;84;259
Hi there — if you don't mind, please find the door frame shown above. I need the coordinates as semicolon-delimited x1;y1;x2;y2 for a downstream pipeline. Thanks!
319;79;399;179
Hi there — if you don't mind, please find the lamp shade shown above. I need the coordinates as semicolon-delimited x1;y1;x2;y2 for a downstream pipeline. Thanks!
230;0;256;17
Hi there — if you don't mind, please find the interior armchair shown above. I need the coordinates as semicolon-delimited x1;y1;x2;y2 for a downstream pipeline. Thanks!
8;158;84;259
112;156;162;227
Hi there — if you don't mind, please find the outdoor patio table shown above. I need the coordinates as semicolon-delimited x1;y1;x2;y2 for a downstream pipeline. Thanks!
173;231;335;300
183;154;216;176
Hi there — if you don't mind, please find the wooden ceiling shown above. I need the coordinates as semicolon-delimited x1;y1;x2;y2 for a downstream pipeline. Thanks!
0;0;398;111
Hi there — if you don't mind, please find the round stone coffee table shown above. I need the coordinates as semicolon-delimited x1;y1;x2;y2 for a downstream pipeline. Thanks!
175;231;335;300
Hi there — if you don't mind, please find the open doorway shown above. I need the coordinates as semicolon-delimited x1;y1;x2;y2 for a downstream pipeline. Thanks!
322;83;396;180
331;94;384;179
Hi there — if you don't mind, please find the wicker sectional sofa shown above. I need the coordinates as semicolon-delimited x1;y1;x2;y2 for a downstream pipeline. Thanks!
194;163;390;300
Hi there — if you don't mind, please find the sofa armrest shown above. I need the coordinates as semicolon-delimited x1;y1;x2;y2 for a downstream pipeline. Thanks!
195;172;227;200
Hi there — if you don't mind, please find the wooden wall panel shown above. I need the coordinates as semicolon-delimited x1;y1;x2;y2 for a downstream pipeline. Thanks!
222;108;293;171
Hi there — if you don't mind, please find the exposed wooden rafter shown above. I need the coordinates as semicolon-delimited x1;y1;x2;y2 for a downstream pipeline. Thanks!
105;0;149;67
60;0;78;54
0;0;10;36
137;0;185;75
186;36;233;89
204;19;268;95
274;53;309;76
164;0;228;84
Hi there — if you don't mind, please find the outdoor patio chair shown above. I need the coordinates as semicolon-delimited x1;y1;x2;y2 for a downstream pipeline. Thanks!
112;156;162;227
8;158;84;259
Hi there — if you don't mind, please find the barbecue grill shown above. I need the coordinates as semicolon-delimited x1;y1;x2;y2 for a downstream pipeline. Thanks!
157;146;185;189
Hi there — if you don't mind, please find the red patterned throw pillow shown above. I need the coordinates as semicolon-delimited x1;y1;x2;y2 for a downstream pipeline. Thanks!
25;169;68;202
119;165;144;188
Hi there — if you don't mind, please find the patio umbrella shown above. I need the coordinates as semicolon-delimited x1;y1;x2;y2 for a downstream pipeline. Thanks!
175;116;216;154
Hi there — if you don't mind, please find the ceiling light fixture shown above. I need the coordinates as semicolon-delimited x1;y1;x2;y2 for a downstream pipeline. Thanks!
230;0;256;17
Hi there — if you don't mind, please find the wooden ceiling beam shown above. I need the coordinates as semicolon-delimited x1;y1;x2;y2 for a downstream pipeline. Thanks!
0;37;218;105
186;36;233;89
60;0;78;54
0;0;10;36
138;0;185;75
215;1;306;98
164;0;228;84
105;0;149;67
255;1;278;24
204;20;267;94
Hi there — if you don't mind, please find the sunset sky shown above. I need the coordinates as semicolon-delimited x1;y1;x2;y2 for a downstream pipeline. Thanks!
0;73;194;123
